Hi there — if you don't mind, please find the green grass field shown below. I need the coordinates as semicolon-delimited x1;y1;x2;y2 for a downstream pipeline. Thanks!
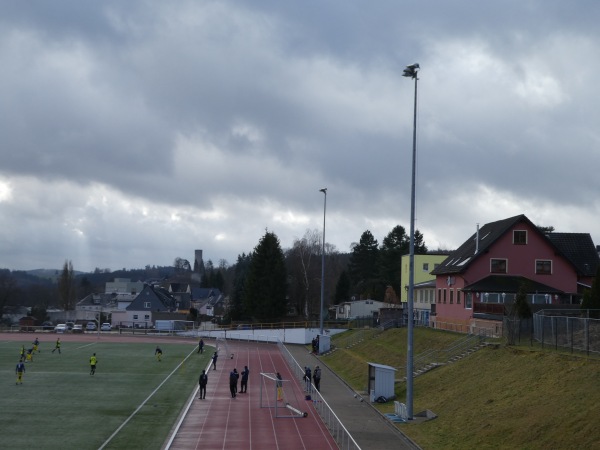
324;328;600;449
1;338;210;449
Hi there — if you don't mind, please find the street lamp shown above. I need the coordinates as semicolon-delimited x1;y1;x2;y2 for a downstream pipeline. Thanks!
402;62;419;419
319;188;327;336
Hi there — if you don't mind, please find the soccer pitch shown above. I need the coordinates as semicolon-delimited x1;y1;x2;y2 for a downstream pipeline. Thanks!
1;337;210;449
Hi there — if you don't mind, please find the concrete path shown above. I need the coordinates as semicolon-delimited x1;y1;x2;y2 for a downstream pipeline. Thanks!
285;344;419;450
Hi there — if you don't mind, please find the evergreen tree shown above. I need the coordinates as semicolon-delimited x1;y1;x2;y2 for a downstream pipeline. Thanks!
244;231;288;321
349;230;381;299
58;260;76;311
334;270;351;305
379;225;408;296
581;266;600;318
229;253;252;321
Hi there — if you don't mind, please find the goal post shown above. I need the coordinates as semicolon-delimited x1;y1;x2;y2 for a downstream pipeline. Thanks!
259;372;308;418
215;337;231;359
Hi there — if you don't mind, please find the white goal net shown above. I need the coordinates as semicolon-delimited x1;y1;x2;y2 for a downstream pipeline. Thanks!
259;372;308;418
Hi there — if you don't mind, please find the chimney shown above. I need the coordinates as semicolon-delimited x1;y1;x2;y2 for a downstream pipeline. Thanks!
475;223;480;255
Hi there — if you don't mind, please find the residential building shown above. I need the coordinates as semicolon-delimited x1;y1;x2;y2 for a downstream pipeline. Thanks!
400;252;450;326
335;299;388;320
431;214;599;335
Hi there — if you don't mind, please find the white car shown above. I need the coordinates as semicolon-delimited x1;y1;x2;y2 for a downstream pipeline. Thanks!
54;324;67;333
100;323;112;331
86;322;97;331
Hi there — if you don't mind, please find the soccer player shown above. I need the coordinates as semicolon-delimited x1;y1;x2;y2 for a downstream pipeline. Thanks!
52;338;61;354
33;337;40;353
155;346;162;362
26;348;34;363
276;372;283;401
90;353;98;375
16;360;26;385
20;345;25;361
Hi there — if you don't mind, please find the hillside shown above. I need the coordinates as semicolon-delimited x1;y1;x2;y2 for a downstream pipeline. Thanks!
323;328;600;449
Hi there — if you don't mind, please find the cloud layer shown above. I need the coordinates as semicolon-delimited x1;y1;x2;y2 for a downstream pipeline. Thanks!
1;1;599;271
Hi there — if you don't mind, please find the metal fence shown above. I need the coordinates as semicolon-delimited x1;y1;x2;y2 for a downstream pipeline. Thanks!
277;340;361;450
532;310;600;356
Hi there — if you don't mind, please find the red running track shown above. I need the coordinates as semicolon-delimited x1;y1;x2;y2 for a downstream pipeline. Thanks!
167;340;337;450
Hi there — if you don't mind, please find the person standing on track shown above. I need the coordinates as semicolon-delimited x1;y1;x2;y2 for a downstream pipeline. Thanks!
240;366;249;393
212;351;218;370
198;338;204;354
198;369;208;399
229;368;239;398
90;353;98;375
276;372;283;401
52;338;61;354
313;365;321;392
303;366;312;392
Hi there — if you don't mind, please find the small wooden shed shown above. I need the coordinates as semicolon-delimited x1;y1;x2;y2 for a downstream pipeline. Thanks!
367;362;397;402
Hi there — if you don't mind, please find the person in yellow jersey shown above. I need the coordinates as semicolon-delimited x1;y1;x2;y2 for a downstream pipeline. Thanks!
155;346;163;362
20;345;25;361
90;353;98;375
52;338;61;354
33;337;40;353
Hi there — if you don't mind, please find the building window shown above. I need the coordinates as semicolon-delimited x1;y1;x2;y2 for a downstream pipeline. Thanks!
144;314;150;320
491;258;507;274
536;260;552;275
144;302;151;309
513;230;527;245
133;314;138;320
449;289;454;304
465;293;472;309
437;289;442;303
422;263;429;271
457;290;461;304
443;289;447;304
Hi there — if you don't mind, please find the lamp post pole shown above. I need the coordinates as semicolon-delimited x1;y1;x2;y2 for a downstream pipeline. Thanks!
402;63;419;420
319;188;327;336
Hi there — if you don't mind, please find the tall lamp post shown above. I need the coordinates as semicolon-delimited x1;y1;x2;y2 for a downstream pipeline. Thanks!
402;62;419;419
319;188;327;336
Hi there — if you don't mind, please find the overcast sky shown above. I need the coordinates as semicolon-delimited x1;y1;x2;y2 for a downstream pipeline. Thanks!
1;1;600;272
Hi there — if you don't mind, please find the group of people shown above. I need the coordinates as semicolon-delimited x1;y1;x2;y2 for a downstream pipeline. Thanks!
303;365;322;392
198;361;250;400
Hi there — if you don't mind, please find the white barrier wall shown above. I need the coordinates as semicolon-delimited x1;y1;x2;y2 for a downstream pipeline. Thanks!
197;327;346;345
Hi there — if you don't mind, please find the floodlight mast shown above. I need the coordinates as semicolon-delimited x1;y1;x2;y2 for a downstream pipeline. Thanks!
402;62;419;420
319;188;327;337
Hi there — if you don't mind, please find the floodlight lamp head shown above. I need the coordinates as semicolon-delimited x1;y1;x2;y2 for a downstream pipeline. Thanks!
320;188;327;194
402;63;420;79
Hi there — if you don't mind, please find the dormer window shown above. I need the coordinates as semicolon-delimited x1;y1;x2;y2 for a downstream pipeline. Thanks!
491;258;507;274
513;230;527;245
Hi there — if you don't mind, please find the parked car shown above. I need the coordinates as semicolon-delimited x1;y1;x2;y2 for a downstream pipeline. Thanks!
42;321;54;330
86;322;97;331
72;324;83;333
100;323;112;331
54;324;67;333
66;322;75;331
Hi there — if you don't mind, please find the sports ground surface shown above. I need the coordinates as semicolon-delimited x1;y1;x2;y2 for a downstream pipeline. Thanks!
1;332;337;449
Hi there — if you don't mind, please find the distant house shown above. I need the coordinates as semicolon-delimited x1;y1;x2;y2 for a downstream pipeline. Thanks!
431;214;599;335
190;287;224;318
335;299;388;320
401;252;450;326
112;284;178;328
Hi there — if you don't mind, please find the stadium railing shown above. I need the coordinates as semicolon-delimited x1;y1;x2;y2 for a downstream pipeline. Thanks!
277;340;361;450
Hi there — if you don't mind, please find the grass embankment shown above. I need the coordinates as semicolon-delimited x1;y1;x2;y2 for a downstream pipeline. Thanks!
323;328;600;449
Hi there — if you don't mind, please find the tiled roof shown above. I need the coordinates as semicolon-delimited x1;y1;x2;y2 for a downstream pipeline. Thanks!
546;233;599;276
431;214;599;278
432;215;530;275
462;275;562;293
